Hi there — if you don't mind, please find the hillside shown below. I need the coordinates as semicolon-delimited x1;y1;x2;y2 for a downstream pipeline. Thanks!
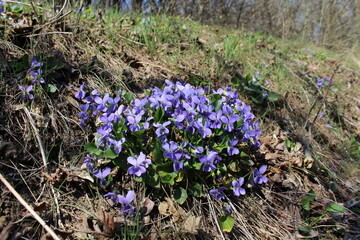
0;2;359;239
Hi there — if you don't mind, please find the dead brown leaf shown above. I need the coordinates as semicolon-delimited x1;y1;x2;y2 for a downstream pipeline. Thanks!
265;152;281;161
142;197;154;216
158;197;186;222
33;201;47;213
0;222;16;240
182;215;201;234
289;157;303;167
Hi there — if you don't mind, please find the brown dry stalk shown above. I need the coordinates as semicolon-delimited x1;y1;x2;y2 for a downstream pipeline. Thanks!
0;173;61;240
23;108;63;228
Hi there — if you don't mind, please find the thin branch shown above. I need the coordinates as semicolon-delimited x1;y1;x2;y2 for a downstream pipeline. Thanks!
26;32;73;37
23;107;63;228
0;173;61;240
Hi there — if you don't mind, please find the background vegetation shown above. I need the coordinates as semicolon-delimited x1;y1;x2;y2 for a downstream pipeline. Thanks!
0;0;359;239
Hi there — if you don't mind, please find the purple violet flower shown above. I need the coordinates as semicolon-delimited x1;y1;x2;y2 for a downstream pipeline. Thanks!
209;187;225;200
104;192;117;203
199;150;221;172
232;177;246;196
223;203;232;214
109;137;125;154
127;152;151;177
117;190;135;215
227;138;239;156
0;1;6;14
93;167;111;186
19;85;34;100
75;83;86;99
254;165;268;184
153;121;171;140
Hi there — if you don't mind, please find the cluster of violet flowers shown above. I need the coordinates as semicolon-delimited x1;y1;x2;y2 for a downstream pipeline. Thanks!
75;80;265;214
317;77;332;88
19;58;44;101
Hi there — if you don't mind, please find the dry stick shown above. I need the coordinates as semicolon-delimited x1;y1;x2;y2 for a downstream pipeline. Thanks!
26;32;73;37
206;194;226;240
0;173;61;240
23;108;63;228
55;0;68;19
36;10;73;32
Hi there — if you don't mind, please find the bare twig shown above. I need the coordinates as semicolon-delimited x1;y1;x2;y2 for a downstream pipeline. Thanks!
23;108;63;228
36;10;73;32
206;194;226;240
26;32;73;37
0;173;61;240
54;0;68;19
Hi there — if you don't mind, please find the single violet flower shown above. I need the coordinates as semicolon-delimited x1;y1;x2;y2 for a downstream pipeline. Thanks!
254;165;268;184
19;85;34;100
75;83;86;99
232;177;246;196
209;187;225;200
93;167;111;186
117;190;135;215
127;152;151;177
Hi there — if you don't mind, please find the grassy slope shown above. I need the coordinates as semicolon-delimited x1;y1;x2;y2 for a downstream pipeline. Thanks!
0;3;359;239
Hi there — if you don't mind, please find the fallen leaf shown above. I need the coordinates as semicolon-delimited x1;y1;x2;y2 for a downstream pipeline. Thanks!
303;157;313;169
142;197;155;216
34;201;47;213
269;173;282;183
290;157;302;167
0;216;7;231
294;142;302;152
182;215;201;233
0;222;15;239
275;142;286;151
158;201;170;216
158;197;185;222
265;152;280;160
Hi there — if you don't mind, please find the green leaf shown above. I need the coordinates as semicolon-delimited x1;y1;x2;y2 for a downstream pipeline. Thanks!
298;226;312;235
154;107;164;123
326;203;345;214
153;141;163;162
285;139;292;149
307;189;316;201
245;74;252;82
267;92;281;102
174;187;187;204
188;183;203;197
244;86;260;93
11;4;23;12
158;171;177;185
240;152;248;157
301;199;311;211
192;162;202;170
131;129;146;138
84;143;102;155
251;95;264;104
230;77;241;86
146;168;160;188
219;215;235;232
102;148;117;159
124;92;134;102
46;84;58;93
210;94;222;104
228;161;241;172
